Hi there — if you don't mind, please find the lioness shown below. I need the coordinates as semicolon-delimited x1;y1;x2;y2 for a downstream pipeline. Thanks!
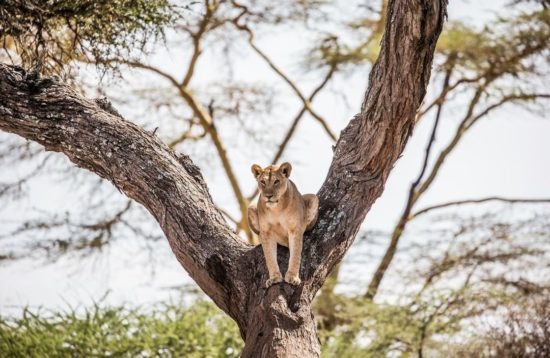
247;162;319;287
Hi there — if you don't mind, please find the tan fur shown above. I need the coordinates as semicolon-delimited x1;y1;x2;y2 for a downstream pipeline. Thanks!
247;162;319;287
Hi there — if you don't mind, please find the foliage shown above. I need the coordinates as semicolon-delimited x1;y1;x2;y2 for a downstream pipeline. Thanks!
474;295;550;358
437;9;550;76
317;291;550;357
0;0;180;75
0;300;243;357
309;4;550;77
2;290;548;357
314;208;550;357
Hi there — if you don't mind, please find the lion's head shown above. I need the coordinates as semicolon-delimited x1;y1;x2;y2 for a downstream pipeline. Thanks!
251;162;292;208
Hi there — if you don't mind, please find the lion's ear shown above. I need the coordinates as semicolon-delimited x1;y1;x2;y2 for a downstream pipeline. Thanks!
251;164;263;178
279;162;292;178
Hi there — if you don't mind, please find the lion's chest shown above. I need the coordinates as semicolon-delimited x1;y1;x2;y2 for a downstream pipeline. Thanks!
259;213;291;247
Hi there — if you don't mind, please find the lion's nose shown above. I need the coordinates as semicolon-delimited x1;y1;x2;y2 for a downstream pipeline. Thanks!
265;194;273;199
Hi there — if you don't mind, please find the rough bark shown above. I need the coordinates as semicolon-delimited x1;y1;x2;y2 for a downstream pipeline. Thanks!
0;0;447;356
0;65;250;329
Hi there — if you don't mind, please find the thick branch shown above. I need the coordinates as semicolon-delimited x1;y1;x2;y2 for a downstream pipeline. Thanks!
365;62;453;300
0;64;249;325
1;0;449;347
298;0;448;299
119;59;254;241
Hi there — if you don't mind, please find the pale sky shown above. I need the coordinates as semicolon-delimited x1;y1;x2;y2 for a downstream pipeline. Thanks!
0;0;548;315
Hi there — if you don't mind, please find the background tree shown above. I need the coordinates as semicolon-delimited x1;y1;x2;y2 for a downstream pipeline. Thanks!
311;2;550;352
1;0;343;247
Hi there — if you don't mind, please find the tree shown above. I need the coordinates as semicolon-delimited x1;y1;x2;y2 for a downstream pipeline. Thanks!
314;210;550;356
304;3;550;311
311;3;550;348
0;0;448;356
364;7;550;300
0;0;342;247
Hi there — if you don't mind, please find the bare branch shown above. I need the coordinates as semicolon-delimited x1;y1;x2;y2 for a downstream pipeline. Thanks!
0;153;51;199
79;200;132;231
414;85;488;198
167;122;207;148
411;197;550;218
245;38;337;141
365;74;549;300
247;63;337;200
231;15;337;141
417;91;549;197
270;63;338;164
300;0;448;300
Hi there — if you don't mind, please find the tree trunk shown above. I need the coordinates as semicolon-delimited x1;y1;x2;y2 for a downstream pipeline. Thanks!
235;246;322;356
0;0;448;355
242;285;320;357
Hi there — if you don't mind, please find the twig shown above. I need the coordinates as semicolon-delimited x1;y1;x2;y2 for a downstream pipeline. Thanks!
247;63;337;200
411;197;550;219
230;11;337;141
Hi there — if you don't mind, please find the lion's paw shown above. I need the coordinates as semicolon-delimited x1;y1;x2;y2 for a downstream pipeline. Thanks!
265;274;283;288
284;273;301;286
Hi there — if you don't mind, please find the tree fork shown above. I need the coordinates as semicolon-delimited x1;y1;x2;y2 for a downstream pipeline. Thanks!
0;0;448;355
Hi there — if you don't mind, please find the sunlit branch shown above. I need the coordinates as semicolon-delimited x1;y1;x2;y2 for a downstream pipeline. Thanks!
119;60;181;87
181;0;219;87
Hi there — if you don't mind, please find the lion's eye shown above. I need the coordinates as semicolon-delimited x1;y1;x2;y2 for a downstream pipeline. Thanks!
274;179;280;185
260;180;266;186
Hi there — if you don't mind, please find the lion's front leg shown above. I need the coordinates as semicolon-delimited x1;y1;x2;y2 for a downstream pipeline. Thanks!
285;229;303;285
260;234;283;287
